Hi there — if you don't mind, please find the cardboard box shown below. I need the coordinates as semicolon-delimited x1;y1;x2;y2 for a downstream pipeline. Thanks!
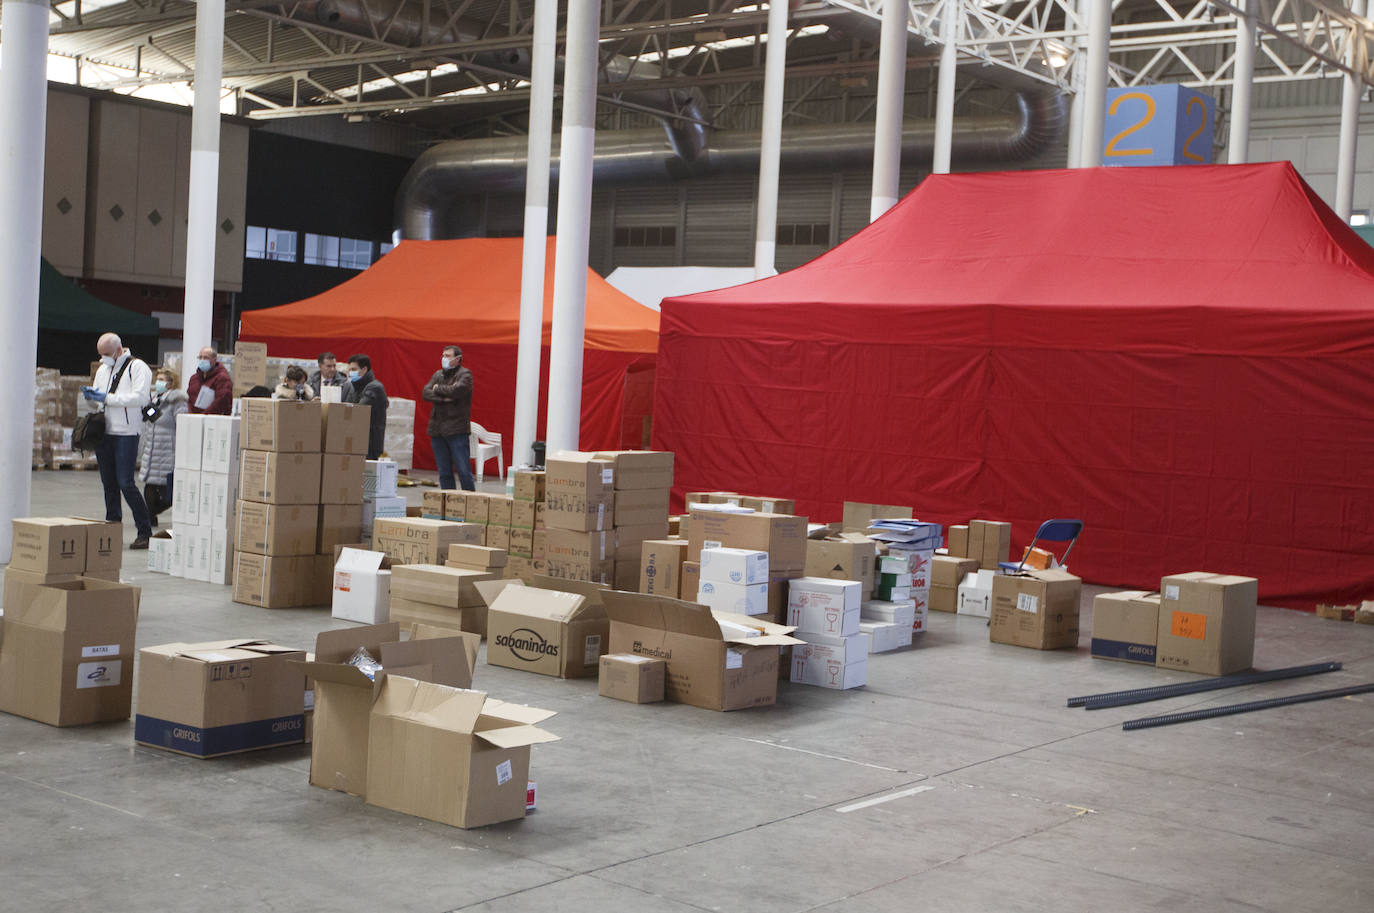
296;623;479;796
947;525;969;558
544;454;615;530
72;518;122;576
321;402;371;455
613;489;671;527
461;493;490;524
545;527;615;584
612;522;668;560
699;547;769;586
929;584;956;613
391;564;501;609
239;398;322;453
602;590;804;711
372;518;483;566
0;577;140;726
487;526;512;551
447;544;509;570
860;599;916;628
1156;572;1258;676
598;654;665;703
318;503;364;555
511;499;538;530
232;341;267;394
365;675;557;828
787;577;862;636
990;569;1082;650
1316;603;1357;621
791;633;868;689
511;469;546;502
697;580;768;616
134;640;306;757
388;596;463;633
487;495;514;528
687;510;808;572
931;555;980;589
320;454;365;505
482;582;609;679
681;561;700;600
234;501;318;556
957;570;995;617
805;537;876;595
508;527;534;558
640;539;688;598
180;524;212;582
239;451;323;505
859;620;912;653
739;495;796;515
613;560;639;592
971;519;1012;570
592;450;674;490
1082;589;1160;664
232;554;317;608
841;502;911;532
332;548;392;625
10;518;86;574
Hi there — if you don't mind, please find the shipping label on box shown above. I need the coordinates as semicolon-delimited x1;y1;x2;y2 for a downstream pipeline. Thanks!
239;399;322;453
239;452;323;505
1091;590;1161;665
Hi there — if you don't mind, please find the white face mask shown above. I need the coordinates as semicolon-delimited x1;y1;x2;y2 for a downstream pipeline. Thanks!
198;359;212;373
154;380;168;394
441;357;453;370
100;354;115;367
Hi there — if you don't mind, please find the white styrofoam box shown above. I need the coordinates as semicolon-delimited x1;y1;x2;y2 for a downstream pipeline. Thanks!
200;415;241;475
332;548;391;624
697;580;769;616
698;547;769;585
957;569;996;618
181;525;211;582
172;469;201;526
174;414;205;471
859;620;912;653
790;634;868;689
861;599;916;628
787;577;861;636
209;528;233;586
364;459;399;499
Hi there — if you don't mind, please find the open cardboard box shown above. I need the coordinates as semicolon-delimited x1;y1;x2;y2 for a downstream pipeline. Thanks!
476;577;610;679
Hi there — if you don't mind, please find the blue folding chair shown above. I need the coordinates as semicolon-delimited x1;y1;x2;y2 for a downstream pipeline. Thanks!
999;519;1084;574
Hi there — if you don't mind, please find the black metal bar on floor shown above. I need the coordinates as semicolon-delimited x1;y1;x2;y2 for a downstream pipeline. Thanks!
1066;662;1343;709
1121;682;1374;731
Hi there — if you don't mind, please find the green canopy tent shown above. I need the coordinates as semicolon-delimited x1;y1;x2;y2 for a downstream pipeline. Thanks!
38;259;160;375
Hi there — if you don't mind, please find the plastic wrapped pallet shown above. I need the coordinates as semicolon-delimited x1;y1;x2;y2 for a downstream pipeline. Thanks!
383;397;416;470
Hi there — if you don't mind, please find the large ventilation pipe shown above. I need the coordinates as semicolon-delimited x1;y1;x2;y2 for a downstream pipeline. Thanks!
293;0;710;161
397;90;1067;238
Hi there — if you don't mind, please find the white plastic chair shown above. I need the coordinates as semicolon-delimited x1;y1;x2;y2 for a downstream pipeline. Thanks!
470;421;504;482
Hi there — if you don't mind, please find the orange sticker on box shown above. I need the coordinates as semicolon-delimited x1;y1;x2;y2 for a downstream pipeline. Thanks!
1170;610;1207;640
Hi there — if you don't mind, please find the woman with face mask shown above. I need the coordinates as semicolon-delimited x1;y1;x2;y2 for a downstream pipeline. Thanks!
136;368;188;526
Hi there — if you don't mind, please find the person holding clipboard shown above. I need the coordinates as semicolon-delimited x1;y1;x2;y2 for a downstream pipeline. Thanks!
82;333;154;549
186;346;233;414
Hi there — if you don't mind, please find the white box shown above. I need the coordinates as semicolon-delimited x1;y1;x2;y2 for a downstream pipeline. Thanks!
332;548;391;624
174;414;204;471
205;471;239;531
877;554;909;575
168;529;185;578
364;459;399;499
957;569;996;618
697;580;769;616
198;474;217;529
320;385;342;404
861;599;916;628
790;635;867;689
147;532;172;574
881;586;912;602
181;525;211;582
362;495;407;530
859;620;912;653
787;577;862;636
699;547;769;585
209;529;234;586
200;415;241;475
173;469;201;526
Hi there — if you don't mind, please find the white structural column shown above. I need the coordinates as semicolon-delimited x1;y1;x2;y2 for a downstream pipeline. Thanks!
545;0;601;453
932;0;959;174
512;0;557;467
1066;0;1086;168
870;0;909;220
1078;0;1112;167
0;0;49;561
753;0;789;277
1227;0;1256;164
181;0;225;382
1335;0;1367;221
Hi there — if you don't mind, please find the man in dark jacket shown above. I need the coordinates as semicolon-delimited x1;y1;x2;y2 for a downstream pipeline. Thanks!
421;345;475;491
309;351;354;400
344;353;388;459
186;346;233;414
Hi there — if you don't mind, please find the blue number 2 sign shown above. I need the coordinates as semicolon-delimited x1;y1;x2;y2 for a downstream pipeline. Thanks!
1102;85;1214;167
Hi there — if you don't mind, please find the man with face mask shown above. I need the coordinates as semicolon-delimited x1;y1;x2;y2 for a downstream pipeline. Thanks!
186;345;233;414
343;353;388;460
421;345;476;491
83;333;155;548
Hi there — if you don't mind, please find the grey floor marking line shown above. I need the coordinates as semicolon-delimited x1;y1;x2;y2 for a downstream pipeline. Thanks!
733;737;910;773
3;770;146;819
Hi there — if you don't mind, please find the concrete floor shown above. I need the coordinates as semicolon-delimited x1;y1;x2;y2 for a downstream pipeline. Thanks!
2;470;1372;913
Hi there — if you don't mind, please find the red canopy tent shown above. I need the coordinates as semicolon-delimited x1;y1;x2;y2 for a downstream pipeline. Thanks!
654;162;1374;607
239;238;659;469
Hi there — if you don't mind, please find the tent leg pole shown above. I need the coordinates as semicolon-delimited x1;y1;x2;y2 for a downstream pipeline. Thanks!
182;0;225;381
932;0;959;175
870;0;908;221
514;0;557;469
1227;0;1255;165
1078;0;1111;168
546;0;601;453
1066;0;1085;168
1335;0;1366;222
753;0;788;278
0;0;48;561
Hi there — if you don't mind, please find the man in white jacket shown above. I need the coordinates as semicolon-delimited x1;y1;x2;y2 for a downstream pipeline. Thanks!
83;333;154;549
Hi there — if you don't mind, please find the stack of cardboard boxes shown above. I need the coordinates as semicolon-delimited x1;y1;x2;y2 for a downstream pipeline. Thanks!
686;508;808;623
947;519;1012;618
390;550;502;636
168;414;240;584
361;459;405;545
507;470;547;581
543;453;616;585
232;400;326;608
787;577;867;689
1090;572;1257;675
696;547;770;615
930;554;980;614
316;403;371;584
595;451;673;592
3;517;122;613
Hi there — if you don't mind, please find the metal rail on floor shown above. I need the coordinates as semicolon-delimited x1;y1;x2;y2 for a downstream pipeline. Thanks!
1121;683;1374;731
1066;662;1343;710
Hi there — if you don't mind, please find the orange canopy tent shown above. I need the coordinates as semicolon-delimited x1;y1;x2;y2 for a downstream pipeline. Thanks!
239;238;660;469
